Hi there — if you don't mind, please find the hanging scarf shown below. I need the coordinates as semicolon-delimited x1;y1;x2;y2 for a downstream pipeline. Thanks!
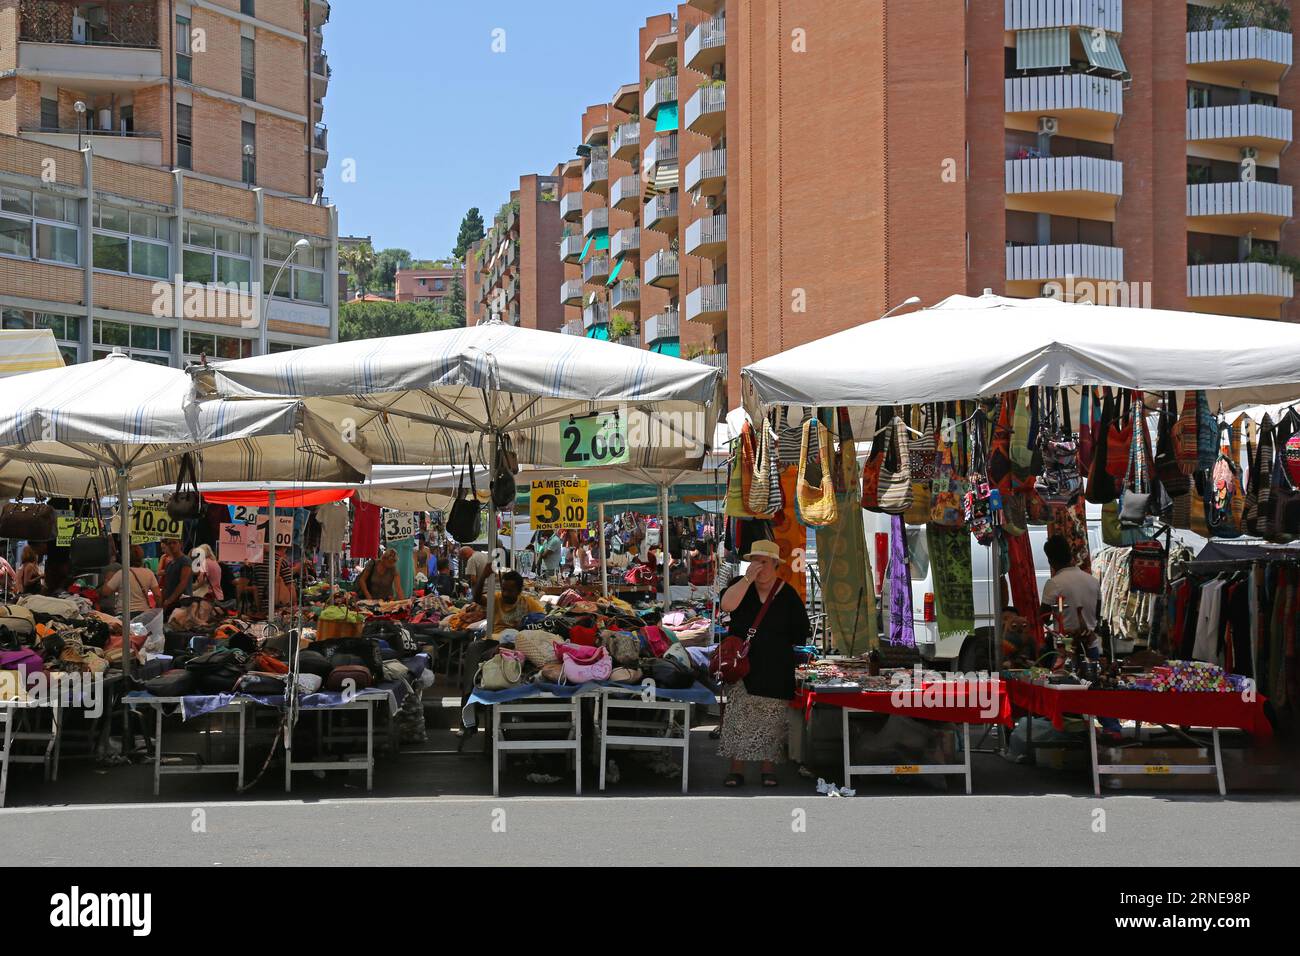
813;455;878;655
926;524;973;641
888;515;915;647
1006;530;1043;647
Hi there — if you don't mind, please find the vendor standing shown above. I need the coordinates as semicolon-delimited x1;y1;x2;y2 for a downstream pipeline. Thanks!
717;540;810;788
158;537;193;616
356;548;405;601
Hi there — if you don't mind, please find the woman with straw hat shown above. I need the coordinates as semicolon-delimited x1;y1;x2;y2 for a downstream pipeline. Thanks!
717;539;810;788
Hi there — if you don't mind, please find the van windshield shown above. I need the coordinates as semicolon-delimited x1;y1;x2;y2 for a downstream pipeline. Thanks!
907;527;929;579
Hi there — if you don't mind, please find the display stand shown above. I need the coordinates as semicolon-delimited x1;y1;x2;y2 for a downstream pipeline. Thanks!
491;695;583;796
283;696;374;792
1086;719;1226;797
0;699;62;807
840;707;973;794
125;696;249;795
598;690;690;793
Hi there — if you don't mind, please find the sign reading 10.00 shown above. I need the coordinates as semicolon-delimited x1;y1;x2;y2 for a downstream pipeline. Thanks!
560;412;629;467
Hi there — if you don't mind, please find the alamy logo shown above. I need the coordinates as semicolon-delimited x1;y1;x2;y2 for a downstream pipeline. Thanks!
49;886;151;936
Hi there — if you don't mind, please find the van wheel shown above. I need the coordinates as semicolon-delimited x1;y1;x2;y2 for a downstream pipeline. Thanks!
958;628;995;674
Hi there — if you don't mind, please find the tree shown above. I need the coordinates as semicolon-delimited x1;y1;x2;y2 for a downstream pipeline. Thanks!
447;272;467;326
453;207;486;261
339;242;377;298
339;299;461;342
373;247;412;294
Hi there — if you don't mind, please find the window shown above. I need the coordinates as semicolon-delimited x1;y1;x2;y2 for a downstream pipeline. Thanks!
264;236;325;303
0;186;79;265
241;120;256;185
183;222;253;289
40;98;58;131
241;0;255;15
434;279;445;291
241;37;256;100
184;331;254;363
176;104;193;170
92;203;171;279
92;320;171;364
176;16;192;82
3;309;82;364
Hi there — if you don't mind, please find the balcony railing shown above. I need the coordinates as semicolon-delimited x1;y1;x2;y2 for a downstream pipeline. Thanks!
645;191;679;230
693;351;728;373
560;191;584;222
685;16;726;70
583;207;609;236
583;159;609;193
1187;181;1293;220
1187;262;1294;299
1004;0;1123;31
582;256;611;284
685;147;727;195
685;84;726;135
560;235;585;263
644;74;679;118
645;133;680;170
611;279;641;311
561;320;585;336
686;283;728;323
645;250;680;287
313;124;328;151
583;301;609;330
1186;104;1293;148
1004;156;1123;196
1187;27;1293;75
1005;243;1124;282
611;175;641;211
685;213;727;259
19;0;159;46
1005;74;1124;116
645;310;680;343
560;279;584;305
612;227;641;259
611;121;641;159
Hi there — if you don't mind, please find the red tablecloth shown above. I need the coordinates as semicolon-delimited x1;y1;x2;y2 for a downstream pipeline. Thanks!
1005;678;1273;738
793;681;1012;727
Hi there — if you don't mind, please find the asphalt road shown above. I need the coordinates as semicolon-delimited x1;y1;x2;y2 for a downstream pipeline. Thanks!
3;793;1297;866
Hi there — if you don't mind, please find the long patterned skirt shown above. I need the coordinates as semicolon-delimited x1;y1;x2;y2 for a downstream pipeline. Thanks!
718;682;788;763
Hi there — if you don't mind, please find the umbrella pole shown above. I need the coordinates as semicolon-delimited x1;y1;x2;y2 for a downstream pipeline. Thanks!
485;430;498;634
117;470;131;683
598;502;608;600
661;483;670;611
267;490;277;625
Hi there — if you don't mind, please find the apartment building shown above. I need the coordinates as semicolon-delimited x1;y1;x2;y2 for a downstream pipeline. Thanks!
465;173;564;331
395;263;458;305
0;131;338;366
0;0;330;199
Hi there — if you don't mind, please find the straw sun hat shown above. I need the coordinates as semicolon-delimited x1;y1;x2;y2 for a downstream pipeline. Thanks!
743;540;783;564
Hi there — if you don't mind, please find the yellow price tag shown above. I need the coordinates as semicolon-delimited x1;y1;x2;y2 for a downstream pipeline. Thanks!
56;516;103;547
892;765;921;775
1144;765;1172;775
130;500;183;542
529;479;589;531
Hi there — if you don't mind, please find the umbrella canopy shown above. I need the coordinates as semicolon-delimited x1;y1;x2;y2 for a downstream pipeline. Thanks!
742;292;1300;416
190;321;724;470
0;351;371;497
0;328;64;378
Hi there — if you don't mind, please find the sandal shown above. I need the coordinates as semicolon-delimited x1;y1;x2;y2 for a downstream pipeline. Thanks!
723;773;745;788
762;773;779;788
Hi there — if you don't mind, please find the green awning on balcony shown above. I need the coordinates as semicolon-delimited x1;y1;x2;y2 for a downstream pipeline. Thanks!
592;228;610;251
655;102;679;132
605;260;624;285
1077;28;1127;74
1015;28;1070;70
579;237;593;261
651;340;680;357
586;325;610;340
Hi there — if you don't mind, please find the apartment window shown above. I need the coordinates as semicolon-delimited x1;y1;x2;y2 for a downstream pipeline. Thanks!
434;279;445;291
176;103;193;170
92;320;171;364
241;36;256;100
184;331;254;363
264;236;325;303
183;222;253;287
40;98;58;131
241;0;255;15
92;203;171;279
0;186;79;265
241;121;256;185
1049;215;1113;246
2;309;81;365
175;16;192;82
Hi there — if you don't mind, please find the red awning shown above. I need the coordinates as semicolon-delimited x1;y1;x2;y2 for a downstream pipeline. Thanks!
201;489;354;508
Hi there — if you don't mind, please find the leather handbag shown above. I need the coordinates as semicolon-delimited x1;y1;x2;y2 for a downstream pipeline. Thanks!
1086;389;1120;505
362;618;419;655
709;580;782;685
0;478;57;541
475;647;524;690
0;605;36;644
1128;539;1166;594
446;443;482;544
166;453;204;521
1037;389;1082;507
490;435;517;510
142;668;197;697
862;408;912;515
69;476;112;572
796;417;838;526
325;663;374;692
1154;391;1191;497
555;642;611;683
1104;389;1134;481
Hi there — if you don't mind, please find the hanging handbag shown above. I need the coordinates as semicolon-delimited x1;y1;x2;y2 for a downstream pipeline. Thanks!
1204;420;1241;536
908;404;938;480
861;408;912;514
929;401;969;527
0;478;57;542
796;417;838;527
166;453;204;521
709;580;782;685
1173;389;1201;475
1245;414;1276;537
963;407;1002;545
1154;391;1190;497
747;416;782;517
1085;389;1120;505
1128;539;1166;594
1077;387;1097;473
986;392;1017;493
1038;388;1082;508
69;476;112;573
1119;395;1152;528
490;435;517;510
447;443;483;544
1104;389;1134;481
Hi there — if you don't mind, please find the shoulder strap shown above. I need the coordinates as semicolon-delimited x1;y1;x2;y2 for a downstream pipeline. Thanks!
746;579;784;638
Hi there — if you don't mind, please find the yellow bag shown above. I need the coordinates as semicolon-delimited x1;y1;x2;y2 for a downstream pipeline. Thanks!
796;418;838;526
725;455;750;518
0;670;27;701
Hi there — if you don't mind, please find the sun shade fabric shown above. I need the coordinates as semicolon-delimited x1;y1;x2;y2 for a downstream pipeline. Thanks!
587;325;610;340
655;102;679;132
651;340;681;358
579;236;593;261
592;229;610;251
201;488;354;508
1078;27;1127;73
0;329;63;377
606;260;624;285
1016;27;1071;70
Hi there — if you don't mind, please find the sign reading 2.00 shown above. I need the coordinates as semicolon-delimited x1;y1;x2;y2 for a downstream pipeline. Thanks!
561;412;629;467
530;479;589;531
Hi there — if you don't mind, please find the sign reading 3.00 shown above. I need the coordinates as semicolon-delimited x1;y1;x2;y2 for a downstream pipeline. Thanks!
561;412;629;467
529;479;589;531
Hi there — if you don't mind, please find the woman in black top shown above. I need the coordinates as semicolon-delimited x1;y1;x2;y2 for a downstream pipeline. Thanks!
717;540;809;787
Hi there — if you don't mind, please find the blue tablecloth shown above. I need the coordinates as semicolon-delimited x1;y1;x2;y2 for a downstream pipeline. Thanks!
126;680;405;721
462;680;716;728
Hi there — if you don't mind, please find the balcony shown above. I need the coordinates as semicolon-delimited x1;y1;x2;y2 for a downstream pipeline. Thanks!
583;255;611;285
20;0;159;47
686;283;727;324
311;0;331;28
560;279;584;306
645;31;678;66
583;207;609;237
644;310;680;344
685;84;726;138
611;121;641;160
312;54;330;98
613;82;641;114
1005;156;1122;215
560;191;584;222
312;123;329;153
612;227;641;260
1004;0;1123;31
17;40;162;85
611;279;641;313
644;74;679;119
507;276;519;303
1005;243;1124;283
1188;262;1294;302
1187;181;1293;228
644;191;680;232
1186;104;1293;151
685;213;727;262
685;16;726;72
693;351;728;374
685;147;726;196
19;128;162;165
611;174;642;212
645;133;680;172
583;301;610;330
687;0;724;12
561;320;585;336
560;235;585;264
645;250;680;289
1005;75;1124;134
583;158;609;195
1187;27;1293;83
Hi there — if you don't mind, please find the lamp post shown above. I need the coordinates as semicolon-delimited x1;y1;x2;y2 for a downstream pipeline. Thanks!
259;238;310;355
73;100;86;150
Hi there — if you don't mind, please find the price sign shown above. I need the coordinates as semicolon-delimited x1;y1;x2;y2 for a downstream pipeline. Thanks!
56;516;103;547
230;504;259;523
251;514;294;547
219;523;264;563
383;511;417;540
560;412;629;467
130;501;182;542
529;479;589;531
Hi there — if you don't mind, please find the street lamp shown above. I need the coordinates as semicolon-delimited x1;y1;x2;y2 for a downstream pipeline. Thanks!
73;100;87;150
259;238;311;355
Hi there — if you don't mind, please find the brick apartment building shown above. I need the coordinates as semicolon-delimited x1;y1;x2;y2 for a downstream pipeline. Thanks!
490;0;1298;405
0;0;338;365
395;263;458;305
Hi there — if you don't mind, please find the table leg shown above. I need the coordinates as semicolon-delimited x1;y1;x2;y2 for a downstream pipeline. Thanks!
153;705;163;797
366;700;374;792
283;716;292;794
491;704;500;798
841;706;851;788
598;695;608;792
681;703;690;795
237;704;246;792
1;706;13;808
963;723;972;795
573;698;582;796
1212;727;1226;797
49;701;61;782
1087;715;1100;797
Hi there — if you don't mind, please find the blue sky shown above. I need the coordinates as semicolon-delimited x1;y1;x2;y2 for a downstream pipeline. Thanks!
325;0;670;258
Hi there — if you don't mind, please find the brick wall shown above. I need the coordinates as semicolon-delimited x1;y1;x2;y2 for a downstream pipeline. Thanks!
0;1;18;73
0;132;83;186
191;8;242;99
256;29;306;114
676;2;715;360
0;258;82;304
256;110;307;194
185;175;256;221
264;193;328;236
96;155;172;203
94;273;164;316
189;94;242;184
